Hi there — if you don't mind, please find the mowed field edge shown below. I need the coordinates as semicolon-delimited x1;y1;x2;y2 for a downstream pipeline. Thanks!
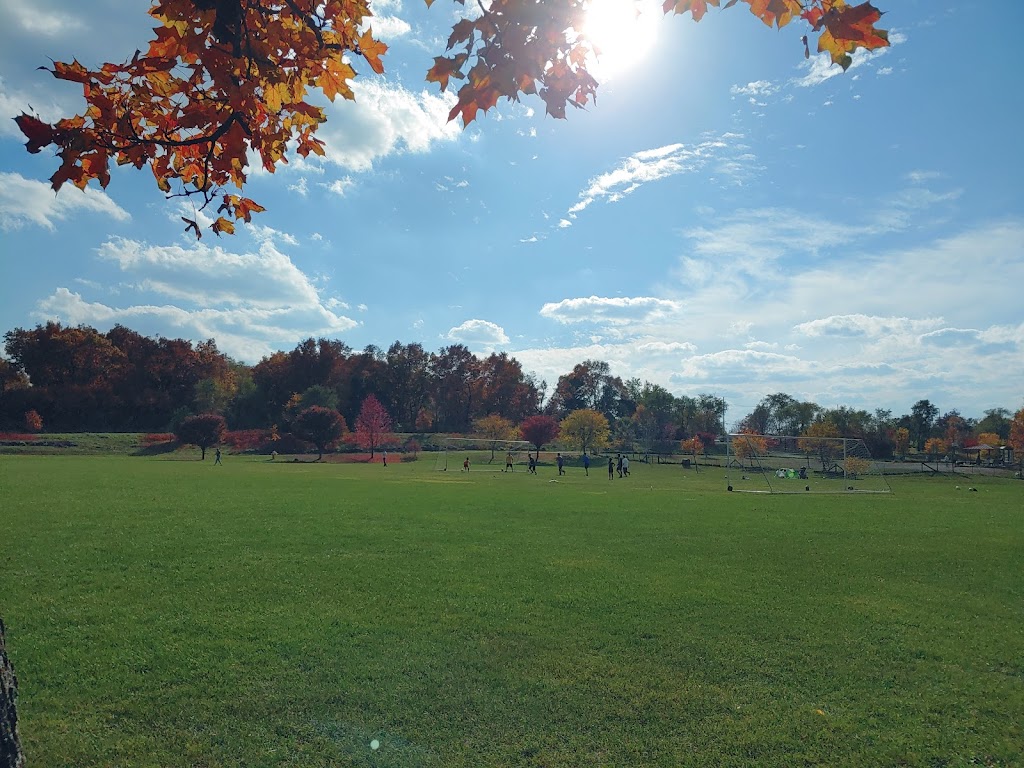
1;455;1022;767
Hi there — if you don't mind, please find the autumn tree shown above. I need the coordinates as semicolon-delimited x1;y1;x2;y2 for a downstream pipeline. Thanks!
680;436;703;464
23;410;43;434
908;399;939;451
844;456;872;478
355;394;392;459
923;437;950;460
730;430;768;465
293;406;346;461
17;1;887;236
893;426;910;459
976;408;1012;441
1008;408;1024;467
473;414;518;463
973;432;999;448
559;409;610;456
176;413;227;460
798;420;841;472
519;414;560;455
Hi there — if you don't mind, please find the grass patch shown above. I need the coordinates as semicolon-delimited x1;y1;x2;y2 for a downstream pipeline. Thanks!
2;456;1022;766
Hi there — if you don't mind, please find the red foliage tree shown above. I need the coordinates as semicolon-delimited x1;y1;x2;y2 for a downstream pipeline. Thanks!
175;413;227;460
292;406;346;461
355;394;392;459
23;410;43;433
519;415;560;455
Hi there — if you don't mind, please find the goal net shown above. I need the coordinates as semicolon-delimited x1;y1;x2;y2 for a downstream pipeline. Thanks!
432;437;534;471
725;433;891;494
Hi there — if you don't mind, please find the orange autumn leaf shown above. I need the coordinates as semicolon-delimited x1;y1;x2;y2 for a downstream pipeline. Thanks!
17;0;887;236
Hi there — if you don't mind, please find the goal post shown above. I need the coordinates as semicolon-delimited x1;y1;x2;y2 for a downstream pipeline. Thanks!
432;437;534;471
725;433;891;494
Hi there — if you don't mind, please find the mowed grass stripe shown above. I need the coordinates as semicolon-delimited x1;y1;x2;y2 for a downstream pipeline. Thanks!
1;456;1022;766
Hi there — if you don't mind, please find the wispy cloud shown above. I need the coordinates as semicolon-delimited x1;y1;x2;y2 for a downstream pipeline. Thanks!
0;0;84;36
794;30;907;88
566;136;749;219
0;172;130;231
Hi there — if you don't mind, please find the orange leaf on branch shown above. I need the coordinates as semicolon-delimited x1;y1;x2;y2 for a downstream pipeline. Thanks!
17;0;887;237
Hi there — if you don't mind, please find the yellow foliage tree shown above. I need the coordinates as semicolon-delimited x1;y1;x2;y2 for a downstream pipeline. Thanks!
923;437;950;459
844;456;871;478
559;409;610;456
893;426;910;459
473;414;518;462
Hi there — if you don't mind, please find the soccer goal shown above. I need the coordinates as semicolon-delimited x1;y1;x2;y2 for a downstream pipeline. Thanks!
725;433;892;494
432;437;534;471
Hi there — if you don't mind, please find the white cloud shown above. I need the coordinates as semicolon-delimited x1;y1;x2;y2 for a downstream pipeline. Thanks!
322;177;356;196
730;80;779;97
96;237;326;310
28;236;361;361
444;319;510;351
794;314;943;339
636;340;697;355
794;30;906;88
567;137;752;218
540;296;683;326
0;76;68;138
0;0;85;36
0;172;130;231
315;80;461;171
364;15;411;39
35;287;357;363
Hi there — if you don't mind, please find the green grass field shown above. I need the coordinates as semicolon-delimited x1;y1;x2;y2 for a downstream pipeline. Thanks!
2;454;1022;767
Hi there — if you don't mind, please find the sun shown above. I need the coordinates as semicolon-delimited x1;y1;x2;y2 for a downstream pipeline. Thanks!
581;0;661;80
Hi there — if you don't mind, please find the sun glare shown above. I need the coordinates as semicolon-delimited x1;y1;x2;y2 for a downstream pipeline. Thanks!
582;0;661;80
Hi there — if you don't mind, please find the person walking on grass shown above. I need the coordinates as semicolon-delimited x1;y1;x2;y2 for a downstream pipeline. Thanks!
383;450;388;467
622;455;630;477
528;454;537;474
616;454;623;478
214;447;222;465
582;453;590;476
463;457;470;472
556;452;565;475
608;456;614;479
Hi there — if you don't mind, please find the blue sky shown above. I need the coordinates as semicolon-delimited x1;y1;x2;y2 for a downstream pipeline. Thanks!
1;0;1022;423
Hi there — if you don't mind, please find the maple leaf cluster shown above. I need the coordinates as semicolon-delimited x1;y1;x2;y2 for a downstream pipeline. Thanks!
429;0;887;125
17;0;887;236
17;0;387;236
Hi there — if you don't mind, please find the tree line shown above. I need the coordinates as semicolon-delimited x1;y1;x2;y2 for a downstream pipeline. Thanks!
1;322;1021;460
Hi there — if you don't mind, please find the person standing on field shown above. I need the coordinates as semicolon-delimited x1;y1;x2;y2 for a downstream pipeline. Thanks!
582;453;590;476
556;453;565;475
214;447;222;465
608;456;614;479
463;457;470;472
616;454;623;478
383;450;388;467
505;452;515;472
622;455;630;477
